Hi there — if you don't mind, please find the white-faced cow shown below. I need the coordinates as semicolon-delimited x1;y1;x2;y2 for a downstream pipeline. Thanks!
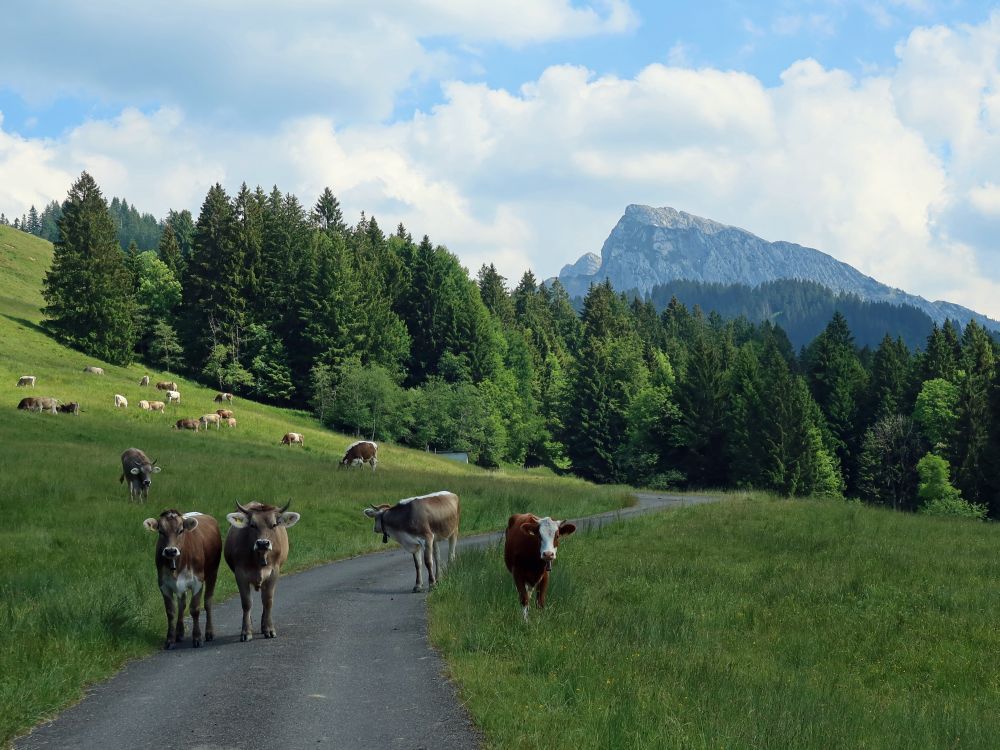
280;432;304;446
340;440;378;471
143;510;221;649
114;394;128;409
166;390;181;404
224;501;301;641
504;514;576;622
17;396;58;414
214;392;234;403
16;375;36;388
363;491;460;592
156;380;178;391
172;418;200;431
120;447;162;502
83;366;104;375
199;413;221;430
139;375;150;386
216;408;234;419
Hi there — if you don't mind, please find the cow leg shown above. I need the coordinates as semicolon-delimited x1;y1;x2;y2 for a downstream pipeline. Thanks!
537;570;550;609
370;458;377;472
423;536;437;588
141;485;149;503
432;538;442;580
261;573;279;638
515;577;531;623
237;578;254;642
175;591;187;643
204;566;217;643
448;532;458;563
189;583;204;647
412;550;423;592
161;592;177;649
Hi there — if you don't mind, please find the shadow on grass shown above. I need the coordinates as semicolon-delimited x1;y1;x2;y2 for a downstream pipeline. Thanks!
1;313;48;336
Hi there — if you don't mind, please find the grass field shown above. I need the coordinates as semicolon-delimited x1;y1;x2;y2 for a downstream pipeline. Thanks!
428;497;1000;749
0;226;632;745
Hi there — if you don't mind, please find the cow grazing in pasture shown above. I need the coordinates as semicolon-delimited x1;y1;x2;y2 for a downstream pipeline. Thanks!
148;401;166;412
504;514;576;622
280;432;304;446
215;408;234;419
224;501;301;641
166;390;181;404
214;392;234;403
340;440;378;471
143;510;221;649
120;448;162;502
156;380;178;391
16;375;36;387
17;396;58;414
139;400;151;411
57;401;79;415
83;366;104;375
225;417;237;428
200;413;221;430
172;418;200;431
363;491;460;592
114;394;128;409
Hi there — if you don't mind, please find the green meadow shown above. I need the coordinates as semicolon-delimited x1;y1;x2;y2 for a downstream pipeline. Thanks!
0;226;631;745
428;497;1000;749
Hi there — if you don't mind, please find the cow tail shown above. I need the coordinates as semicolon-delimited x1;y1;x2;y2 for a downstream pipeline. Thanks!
119;473;124;484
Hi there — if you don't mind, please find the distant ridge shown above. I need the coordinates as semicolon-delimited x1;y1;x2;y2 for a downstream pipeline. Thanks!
557;205;1000;333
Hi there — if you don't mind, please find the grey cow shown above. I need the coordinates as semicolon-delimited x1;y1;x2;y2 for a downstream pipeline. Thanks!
120;448;162;502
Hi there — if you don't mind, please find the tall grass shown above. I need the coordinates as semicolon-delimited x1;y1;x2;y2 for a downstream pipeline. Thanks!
429;496;1000;749
0;226;632;744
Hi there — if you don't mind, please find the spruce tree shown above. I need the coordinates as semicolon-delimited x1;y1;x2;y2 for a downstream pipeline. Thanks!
311;187;346;234
158;223;186;281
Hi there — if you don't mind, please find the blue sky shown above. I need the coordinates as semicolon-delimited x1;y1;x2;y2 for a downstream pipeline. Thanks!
3;1;1000;317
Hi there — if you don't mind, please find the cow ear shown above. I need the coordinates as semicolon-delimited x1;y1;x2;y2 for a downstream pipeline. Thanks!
279;511;301;528
153;466;162;474
558;523;577;537
143;518;159;532
363;507;377;518
182;516;199;531
130;467;140;475
226;513;248;528
522;522;539;536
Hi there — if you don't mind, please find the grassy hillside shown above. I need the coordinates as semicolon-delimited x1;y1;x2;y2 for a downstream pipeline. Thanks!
0;226;632;745
429;497;1000;749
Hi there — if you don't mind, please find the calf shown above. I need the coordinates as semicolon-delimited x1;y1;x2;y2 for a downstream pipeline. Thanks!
139;375;150;386
17;396;58;414
114;394;128;408
225;417;237;428
149;400;166;412
156;380;178;391
172;418;200;431
340;440;378;471
83;366;104;375
224;501;301;641
166;390;181;404
16;375;36;387
57;401;80;415
143;510;221;649
363;491;460;592
280;432;304;446
214;392;234;403
139;400;151;410
216;408;234;419
120;447;162;502
504;514;576;622
200;413;221;430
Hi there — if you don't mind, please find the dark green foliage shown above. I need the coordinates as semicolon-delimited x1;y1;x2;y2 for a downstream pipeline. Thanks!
157;224;185;282
858;415;923;511
41;172;138;364
108;196;162;251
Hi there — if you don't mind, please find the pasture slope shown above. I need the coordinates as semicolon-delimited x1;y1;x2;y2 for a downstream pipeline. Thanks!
0;226;632;746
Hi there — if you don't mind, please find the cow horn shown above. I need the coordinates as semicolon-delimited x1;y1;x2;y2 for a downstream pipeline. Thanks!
152;458;158;467
235;500;251;514
279;499;291;514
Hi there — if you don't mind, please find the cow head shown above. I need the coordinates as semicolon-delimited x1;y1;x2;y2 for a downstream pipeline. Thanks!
144;510;198;571
130;458;161;489
227;501;300;566
363;504;393;542
522;517;576;569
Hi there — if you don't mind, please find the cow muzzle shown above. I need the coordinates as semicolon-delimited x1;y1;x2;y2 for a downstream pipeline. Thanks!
141;479;151;488
542;551;555;570
163;547;180;570
255;539;272;565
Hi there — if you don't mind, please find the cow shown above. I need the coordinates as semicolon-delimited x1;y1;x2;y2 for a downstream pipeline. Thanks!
225;417;237;428
166;390;181;404
148;401;166;412
139;400;151;411
114;394;128;409
143;510;221;650
224;501;301;641
363;491;460;593
17;396;58;414
200;413;221;430
340;440;378;471
215;408;234;419
57;401;80;415
83;366;104;375
156;380;178;391
280;432;304;446
16;375;36;388
172;418;200;431
214;392;234;403
504;514;576;622
139;375;150;386
120;448;161;502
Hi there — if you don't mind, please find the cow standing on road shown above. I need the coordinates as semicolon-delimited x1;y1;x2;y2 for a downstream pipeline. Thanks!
504;514;576;622
224;501;301;641
340;440;378;471
16;375;36;387
143;510;221;649
363;491;460;592
120;448;162;502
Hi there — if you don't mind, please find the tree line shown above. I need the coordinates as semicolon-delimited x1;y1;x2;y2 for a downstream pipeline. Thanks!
35;173;1000;518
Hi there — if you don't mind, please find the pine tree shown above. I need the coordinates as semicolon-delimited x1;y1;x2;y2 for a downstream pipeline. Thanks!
41;172;138;363
954;319;995;510
27;205;40;235
477;264;515;327
158;223;186;281
311;187;346;234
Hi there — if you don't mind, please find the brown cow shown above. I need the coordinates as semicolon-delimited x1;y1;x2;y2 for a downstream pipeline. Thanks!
214;392;234;403
172;418;200;431
57;401;80;415
156;380;178;391
17;396;58;414
148;400;166;412
224;501;301;641
16;375;36;387
280;432;304;446
504;514;576;622
225;417;237;428
363;491;460;592
120;447;161;502
139;375;150;386
143;510;221;649
340;440;378;471
216;408;234;419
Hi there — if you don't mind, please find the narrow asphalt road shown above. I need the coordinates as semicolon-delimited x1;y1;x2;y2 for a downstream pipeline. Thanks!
15;492;720;750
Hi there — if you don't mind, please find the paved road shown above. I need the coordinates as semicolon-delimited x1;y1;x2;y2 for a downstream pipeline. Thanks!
15;492;719;750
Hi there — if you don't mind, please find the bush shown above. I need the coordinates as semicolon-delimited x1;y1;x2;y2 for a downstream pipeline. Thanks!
917;452;986;520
